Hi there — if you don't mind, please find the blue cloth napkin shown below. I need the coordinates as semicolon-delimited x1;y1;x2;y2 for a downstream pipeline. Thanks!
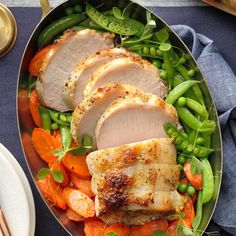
171;25;236;235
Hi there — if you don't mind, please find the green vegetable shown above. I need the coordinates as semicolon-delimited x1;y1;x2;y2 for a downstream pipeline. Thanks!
59;114;67;123
178;155;186;165
52;169;64;183
86;2;144;36
196;137;205;145
185;97;208;118
178;182;187;193
164;123;214;158
187;185;196;195
192;191;203;232
60;125;72;150
152;230;167;236
179;57;186;64
178;164;183;171
160;70;167;80
176;104;216;134
49;110;71;126
37;167;50;180
201;158;214;204
152;59;162;68
106;232;119;236
165;80;199;104
38;14;87;48
153;28;169;43
187;69;195;77
177;97;186;107
143;46;149;55
27;74;37;97
65;7;74;15
73;4;82;13
38;105;52;132
51;122;59;130
163;50;175;89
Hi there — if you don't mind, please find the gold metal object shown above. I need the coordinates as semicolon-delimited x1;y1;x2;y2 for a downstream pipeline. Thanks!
39;0;51;18
0;3;17;57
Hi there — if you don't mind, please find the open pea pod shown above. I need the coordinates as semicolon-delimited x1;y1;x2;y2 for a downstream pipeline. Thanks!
17;0;222;235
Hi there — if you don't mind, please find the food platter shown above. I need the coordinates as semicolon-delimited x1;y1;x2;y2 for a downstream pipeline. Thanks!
17;0;223;235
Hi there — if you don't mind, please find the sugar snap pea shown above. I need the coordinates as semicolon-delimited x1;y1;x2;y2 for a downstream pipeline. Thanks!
176;104;215;133
38;105;51;132
176;64;204;105
163;50;175;89
184;97;208;118
192;191;203;232
86;2;144;36
164;123;214;158
60;125;72;150
38;14;87;48
201;158;214;204
49;110;71;126
165;80;199;104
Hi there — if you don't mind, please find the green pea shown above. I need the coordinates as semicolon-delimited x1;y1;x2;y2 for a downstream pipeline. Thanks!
181;141;188;149
187;186;196;195
199;149;206;157
65;7;74;15
178;183;187;193
177;97;186;107
182;133;188;139
54;112;59;119
175;136;183;144
196;137;205;145
160;70;167;80
187;69;195;77
51;122;59;130
178;164;183;171
193;147;200;155
179;57;186;64
178;155;186;165
66;115;72;123
168;127;174;134
187;144;193;152
152;60;162;69
156;49;163;56
150;47;156;56
73;4;82;13
143;46;149;55
162;63;166;70
60;114;67;123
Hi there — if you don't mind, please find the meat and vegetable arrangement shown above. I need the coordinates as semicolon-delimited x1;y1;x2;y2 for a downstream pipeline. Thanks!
20;2;217;236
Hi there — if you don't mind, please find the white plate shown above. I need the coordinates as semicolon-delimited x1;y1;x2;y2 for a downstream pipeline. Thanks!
0;144;35;236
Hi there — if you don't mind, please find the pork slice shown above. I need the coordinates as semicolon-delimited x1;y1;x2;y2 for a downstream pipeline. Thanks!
71;83;139;148
64;47;139;109
36;29;114;112
95;93;178;149
83;57;167;100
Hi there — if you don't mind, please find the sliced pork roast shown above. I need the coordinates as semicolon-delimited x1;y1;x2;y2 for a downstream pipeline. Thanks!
64;47;139;109
95;93;178;150
83;57;167;100
86;138;185;225
36;29;114;112
71;83;139;148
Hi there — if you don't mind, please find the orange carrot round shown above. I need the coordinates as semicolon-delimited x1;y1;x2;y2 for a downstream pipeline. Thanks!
28;44;52;76
65;208;85;222
184;162;202;190
63;187;95;218
29;90;42;127
70;173;95;198
32;128;61;163
104;224;130;236
84;220;107;236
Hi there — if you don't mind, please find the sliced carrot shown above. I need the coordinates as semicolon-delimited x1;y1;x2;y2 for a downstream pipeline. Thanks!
84;220;107;236
29;90;42;127
32;128;61;163
130;219;168;236
49;161;69;187
62;152;90;179
36;175;67;210
65;208;85;222
52;129;62;143
28;45;52;76
182;198;195;228
63;187;95;218
104;224;130;236
166;220;178;236
184;162;202;190
70;173;94;198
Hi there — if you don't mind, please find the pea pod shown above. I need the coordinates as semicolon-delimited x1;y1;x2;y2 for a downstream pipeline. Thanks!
165;80;199;104
60;125;72;150
192;191;203;232
176;64;204;105
164;123;214;158
176;104;216;133
201;158;214;204
49;110;71;126
38;14;87;48
184;97;208;118
163;50;175;89
38;105;51;132
86;2;144;36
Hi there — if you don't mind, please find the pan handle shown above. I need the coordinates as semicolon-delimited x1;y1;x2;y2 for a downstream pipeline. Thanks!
39;0;51;18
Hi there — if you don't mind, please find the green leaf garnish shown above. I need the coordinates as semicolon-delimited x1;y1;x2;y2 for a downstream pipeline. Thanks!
37;168;50;180
159;43;171;52
106;232;119;236
155;28;169;42
52;148;64;156
112;7;124;20
182;227;193;235
153;230;167;236
122;2;134;18
141;11;156;38
52;170;64;183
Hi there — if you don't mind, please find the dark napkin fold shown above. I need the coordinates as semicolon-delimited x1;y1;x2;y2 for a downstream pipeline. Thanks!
171;25;236;235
